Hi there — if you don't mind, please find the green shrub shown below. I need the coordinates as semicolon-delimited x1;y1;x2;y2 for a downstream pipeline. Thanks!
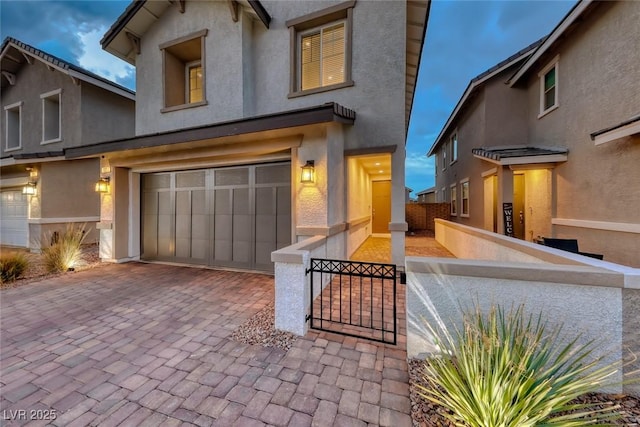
0;252;29;283
417;304;621;427
42;223;88;273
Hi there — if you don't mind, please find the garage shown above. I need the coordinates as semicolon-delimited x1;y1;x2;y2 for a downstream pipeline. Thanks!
141;162;291;272
0;190;28;247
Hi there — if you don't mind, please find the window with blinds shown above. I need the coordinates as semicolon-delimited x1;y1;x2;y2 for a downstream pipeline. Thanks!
300;22;346;91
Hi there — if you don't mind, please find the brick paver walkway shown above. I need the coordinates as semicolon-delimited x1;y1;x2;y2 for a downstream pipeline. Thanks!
1;263;412;426
350;233;453;264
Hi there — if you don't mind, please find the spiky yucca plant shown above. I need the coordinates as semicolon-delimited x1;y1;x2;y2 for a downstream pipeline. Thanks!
417;304;621;427
42;223;88;273
0;252;29;283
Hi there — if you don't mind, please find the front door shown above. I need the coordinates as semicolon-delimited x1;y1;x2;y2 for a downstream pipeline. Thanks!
513;174;525;240
372;180;391;234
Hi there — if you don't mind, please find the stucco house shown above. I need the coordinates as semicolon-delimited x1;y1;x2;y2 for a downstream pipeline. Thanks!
427;0;640;267
65;0;429;271
415;186;435;203
0;38;135;250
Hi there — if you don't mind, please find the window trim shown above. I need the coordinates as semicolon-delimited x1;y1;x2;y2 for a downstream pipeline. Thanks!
4;101;23;152
538;55;559;118
185;60;203;104
41;88;62;145
440;187;446;203
442;142;447;171
460;178;470;218
450;183;457;216
450;132;458;164
287;0;355;98
160;29;208;113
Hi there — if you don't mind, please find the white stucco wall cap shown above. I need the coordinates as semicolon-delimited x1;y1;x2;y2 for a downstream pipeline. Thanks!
271;235;326;264
405;256;625;288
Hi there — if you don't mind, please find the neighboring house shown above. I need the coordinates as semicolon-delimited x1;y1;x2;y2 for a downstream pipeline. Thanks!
405;187;413;203
416;186;435;203
427;0;640;267
0;38;135;250
64;0;429;271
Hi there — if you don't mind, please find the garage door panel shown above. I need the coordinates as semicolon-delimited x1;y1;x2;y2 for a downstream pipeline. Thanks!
1;191;28;247
233;214;251;242
215;214;233;241
214;240;232;261
256;215;276;242
256;188;275;214
233;241;250;263
256;242;276;265
141;163;290;271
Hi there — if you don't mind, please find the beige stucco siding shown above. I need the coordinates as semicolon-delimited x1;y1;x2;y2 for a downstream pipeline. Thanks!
134;1;407;153
80;84;135;145
0;60;81;156
39;159;100;218
527;1;640;224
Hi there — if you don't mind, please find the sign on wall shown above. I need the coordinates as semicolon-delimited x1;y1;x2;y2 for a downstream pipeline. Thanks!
503;203;514;237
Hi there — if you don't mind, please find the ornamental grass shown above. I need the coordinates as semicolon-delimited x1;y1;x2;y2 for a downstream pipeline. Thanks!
0;251;29;283
42;223;88;273
417;304;621;427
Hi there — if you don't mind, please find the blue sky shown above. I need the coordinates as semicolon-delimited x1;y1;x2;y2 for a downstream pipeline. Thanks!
1;0;575;195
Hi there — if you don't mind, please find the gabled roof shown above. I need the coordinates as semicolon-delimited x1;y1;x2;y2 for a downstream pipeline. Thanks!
426;37;544;157
102;0;271;65
416;186;435;196
0;37;135;100
508;0;596;86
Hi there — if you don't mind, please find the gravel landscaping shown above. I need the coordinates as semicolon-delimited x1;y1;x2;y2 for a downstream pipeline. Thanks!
230;300;298;351
0;243;102;289
408;359;640;426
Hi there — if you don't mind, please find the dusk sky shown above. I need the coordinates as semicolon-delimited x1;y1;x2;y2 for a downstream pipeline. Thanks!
0;0;575;196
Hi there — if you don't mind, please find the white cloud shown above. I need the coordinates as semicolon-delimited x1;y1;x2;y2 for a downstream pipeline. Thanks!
77;26;134;82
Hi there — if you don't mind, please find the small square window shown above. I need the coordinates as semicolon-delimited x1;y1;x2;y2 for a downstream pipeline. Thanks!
4;101;22;151
461;180;470;217
41;89;62;144
288;1;355;97
160;30;208;111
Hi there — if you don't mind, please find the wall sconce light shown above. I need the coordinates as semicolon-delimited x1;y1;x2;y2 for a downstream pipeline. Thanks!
22;181;37;195
22;167;38;195
95;177;110;193
301;160;315;183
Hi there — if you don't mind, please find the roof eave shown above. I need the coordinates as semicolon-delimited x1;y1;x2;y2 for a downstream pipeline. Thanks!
426;49;536;157
508;0;593;87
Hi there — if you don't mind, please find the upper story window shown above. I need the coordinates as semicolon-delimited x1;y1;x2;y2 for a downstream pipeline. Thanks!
41;89;62;144
450;133;458;163
4;101;22;152
442;142;447;170
461;179;470;217
434;154;438;177
160;29;208;112
539;56;559;117
287;1;355;98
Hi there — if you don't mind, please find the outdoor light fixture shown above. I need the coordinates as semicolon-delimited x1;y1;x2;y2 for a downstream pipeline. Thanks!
95;177;110;193
22;181;37;195
22;167;38;195
301;160;315;183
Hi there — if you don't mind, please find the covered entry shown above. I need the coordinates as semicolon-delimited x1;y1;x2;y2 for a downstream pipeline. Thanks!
141;162;291;271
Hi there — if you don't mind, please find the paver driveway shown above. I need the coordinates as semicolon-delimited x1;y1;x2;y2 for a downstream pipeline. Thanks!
1;263;412;426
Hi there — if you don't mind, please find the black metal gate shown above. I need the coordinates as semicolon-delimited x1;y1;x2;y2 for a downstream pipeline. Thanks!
306;258;397;345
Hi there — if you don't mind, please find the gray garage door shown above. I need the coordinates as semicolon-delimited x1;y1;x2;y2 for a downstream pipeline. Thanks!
141;163;291;271
0;190;28;247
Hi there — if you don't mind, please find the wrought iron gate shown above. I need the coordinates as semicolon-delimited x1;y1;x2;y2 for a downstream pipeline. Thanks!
306;258;397;345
